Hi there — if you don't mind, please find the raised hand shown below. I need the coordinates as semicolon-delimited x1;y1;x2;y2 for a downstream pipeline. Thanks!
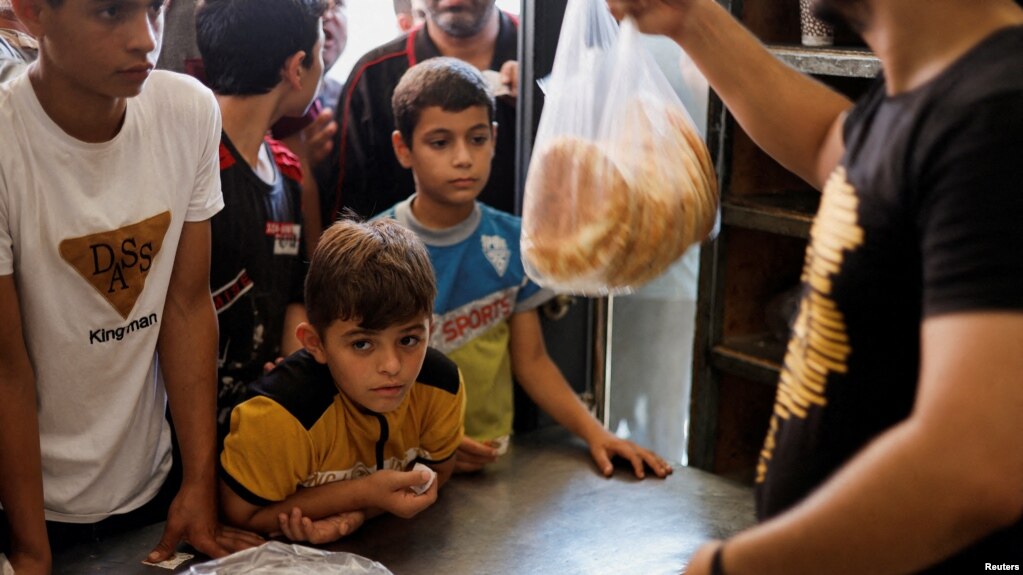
498;60;519;100
301;109;338;166
606;0;691;38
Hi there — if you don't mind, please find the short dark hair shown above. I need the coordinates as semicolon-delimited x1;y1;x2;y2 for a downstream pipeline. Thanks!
392;57;495;147
196;0;326;95
305;217;436;333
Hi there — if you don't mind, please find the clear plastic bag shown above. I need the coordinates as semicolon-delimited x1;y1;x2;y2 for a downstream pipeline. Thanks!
186;541;394;575
521;0;719;295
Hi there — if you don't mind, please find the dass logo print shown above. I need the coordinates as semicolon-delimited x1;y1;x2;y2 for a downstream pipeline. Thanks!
59;212;171;319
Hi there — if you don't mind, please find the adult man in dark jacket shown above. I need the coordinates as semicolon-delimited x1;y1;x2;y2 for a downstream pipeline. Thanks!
321;0;519;221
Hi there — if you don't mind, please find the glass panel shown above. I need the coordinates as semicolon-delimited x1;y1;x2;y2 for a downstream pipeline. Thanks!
606;34;709;465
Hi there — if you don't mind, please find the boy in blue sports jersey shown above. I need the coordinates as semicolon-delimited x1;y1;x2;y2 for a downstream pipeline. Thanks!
380;57;673;478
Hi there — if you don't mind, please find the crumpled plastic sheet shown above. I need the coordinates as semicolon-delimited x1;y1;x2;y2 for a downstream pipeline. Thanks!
186;541;394;575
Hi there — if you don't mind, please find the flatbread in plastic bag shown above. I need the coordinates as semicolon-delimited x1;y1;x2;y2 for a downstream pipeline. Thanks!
522;0;718;294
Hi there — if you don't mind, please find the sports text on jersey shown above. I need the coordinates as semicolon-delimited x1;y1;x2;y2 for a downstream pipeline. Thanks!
431;287;516;352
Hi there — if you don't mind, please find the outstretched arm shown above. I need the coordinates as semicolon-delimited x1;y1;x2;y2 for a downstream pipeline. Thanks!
0;276;50;575
274;458;454;544
509;310;672;479
150;221;264;563
685;313;1023;575
220;468;438;542
608;0;851;188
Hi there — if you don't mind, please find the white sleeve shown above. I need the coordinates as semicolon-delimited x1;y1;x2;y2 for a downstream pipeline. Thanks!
0;172;12;276
185;85;224;222
0;110;13;276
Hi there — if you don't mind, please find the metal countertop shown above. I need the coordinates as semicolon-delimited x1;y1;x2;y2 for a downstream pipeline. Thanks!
52;427;755;575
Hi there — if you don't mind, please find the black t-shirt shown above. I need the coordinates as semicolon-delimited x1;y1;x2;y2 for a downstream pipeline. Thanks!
212;134;308;428
318;12;519;222
756;26;1023;572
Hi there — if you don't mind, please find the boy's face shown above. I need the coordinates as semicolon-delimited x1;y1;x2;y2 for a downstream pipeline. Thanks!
29;0;165;99
394;104;495;214
304;315;431;414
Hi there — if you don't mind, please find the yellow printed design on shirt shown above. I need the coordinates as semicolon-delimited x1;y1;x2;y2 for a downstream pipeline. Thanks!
757;167;864;483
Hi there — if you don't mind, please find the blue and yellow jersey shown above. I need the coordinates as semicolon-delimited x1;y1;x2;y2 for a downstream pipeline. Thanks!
379;198;553;441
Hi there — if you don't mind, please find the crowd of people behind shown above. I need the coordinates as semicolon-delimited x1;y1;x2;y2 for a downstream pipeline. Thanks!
0;1;670;573
1;0;1021;574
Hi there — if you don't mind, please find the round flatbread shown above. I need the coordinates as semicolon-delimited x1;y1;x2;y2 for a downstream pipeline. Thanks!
523;135;634;286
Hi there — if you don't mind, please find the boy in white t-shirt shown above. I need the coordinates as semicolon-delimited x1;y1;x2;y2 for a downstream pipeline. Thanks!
0;0;262;571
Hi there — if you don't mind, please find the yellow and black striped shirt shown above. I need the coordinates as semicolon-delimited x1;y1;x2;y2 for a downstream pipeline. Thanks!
221;348;464;505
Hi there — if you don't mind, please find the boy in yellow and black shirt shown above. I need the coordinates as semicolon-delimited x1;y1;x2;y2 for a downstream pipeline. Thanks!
219;218;465;544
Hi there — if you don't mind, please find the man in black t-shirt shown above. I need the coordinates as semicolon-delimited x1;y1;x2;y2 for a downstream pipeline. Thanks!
609;1;1023;574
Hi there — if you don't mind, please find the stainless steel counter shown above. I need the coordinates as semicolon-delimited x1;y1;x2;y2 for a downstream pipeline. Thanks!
52;427;755;574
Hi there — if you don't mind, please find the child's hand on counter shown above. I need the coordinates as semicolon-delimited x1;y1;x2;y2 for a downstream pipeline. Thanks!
453;436;503;473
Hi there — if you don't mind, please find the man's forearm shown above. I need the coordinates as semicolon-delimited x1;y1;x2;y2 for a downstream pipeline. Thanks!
158;292;219;488
672;0;852;187
0;276;50;565
708;421;1019;575
0;369;50;563
227;477;378;534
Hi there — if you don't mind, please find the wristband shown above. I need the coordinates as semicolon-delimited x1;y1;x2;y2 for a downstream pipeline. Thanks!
710;541;726;575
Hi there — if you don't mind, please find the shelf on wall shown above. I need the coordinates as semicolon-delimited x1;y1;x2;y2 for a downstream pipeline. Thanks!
769;44;880;78
721;190;820;239
710;334;787;386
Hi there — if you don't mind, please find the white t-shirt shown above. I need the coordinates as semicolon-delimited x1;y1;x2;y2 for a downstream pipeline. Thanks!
0;70;224;522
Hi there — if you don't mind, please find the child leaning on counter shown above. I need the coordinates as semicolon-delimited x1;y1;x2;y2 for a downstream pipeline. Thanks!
219;218;465;544
376;57;673;478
